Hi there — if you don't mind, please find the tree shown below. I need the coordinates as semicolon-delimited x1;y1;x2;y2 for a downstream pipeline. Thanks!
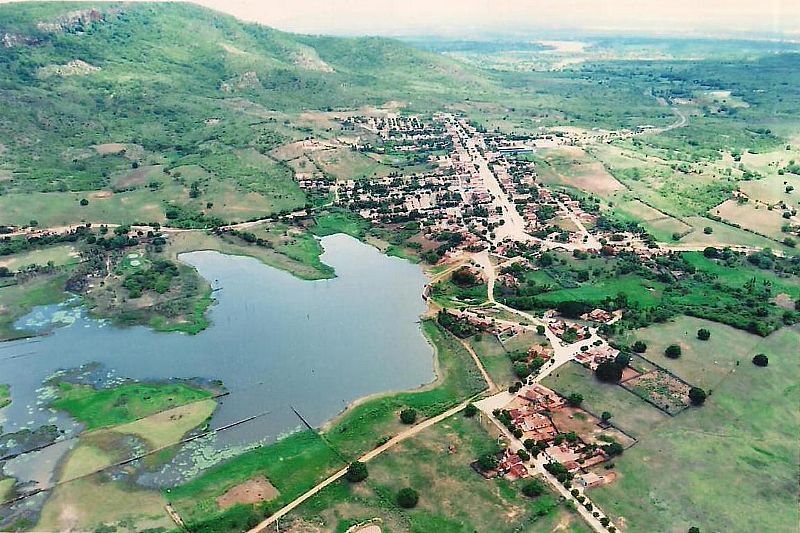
614;352;631;367
688;528;700;533
602;442;624;456
522;479;545;498
80;198;89;206
595;361;623;383
464;403;478;417
697;328;711;341
536;325;546;335
400;408;417;424
631;341;647;353
688;386;707;406
703;246;719;258
396;487;419;508
703;226;713;234
477;453;498;471
752;353;769;367
601;411;612;422
665;344;682;359
516;449;530;461
523;438;537;451
567;392;584;407
345;461;368;482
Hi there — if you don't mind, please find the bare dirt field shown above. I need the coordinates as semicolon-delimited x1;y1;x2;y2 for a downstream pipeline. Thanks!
710;199;790;240
216;476;279;510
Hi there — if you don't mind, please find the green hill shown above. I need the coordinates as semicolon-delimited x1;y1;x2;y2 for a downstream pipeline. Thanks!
0;2;487;205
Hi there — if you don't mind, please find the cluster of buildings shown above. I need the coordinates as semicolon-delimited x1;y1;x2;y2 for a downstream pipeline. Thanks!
332;113;603;259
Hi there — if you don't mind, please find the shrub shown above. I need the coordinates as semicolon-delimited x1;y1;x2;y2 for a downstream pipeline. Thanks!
752;353;769;367
400;408;417;424
464;403;478;417
665;344;682;359
567;392;583;407
595;361;623;382
522;479;545;498
697;328;711;341
345;461;368;482
396;487;419;508
688;387;707;406
477;453;498;471
631;341;647;353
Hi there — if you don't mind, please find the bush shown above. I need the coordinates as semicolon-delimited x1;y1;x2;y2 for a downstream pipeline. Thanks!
752;353;769;367
464;403;478;417
396;487;419;508
631;341;647;353
567;392;583;407
522;479;545;498
400;408;417;424
665;344;682;359
477;453;498;471
345;461;368;482
595;361;623;383
697;328;711;340
689;386;707;406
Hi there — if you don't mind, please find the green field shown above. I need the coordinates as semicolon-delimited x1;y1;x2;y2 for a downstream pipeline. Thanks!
542;363;669;438
0;384;10;409
288;414;590;533
0;245;78;272
50;382;214;430
549;318;800;532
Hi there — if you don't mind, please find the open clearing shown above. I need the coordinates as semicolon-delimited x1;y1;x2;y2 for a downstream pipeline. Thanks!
288;413;590;532
0;245;78;271
36;473;172;532
535;147;626;195
582;318;800;532
217;476;279;510
710;199;792;241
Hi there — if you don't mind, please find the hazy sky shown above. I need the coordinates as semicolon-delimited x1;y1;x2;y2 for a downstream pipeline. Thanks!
1;0;798;37
183;0;800;37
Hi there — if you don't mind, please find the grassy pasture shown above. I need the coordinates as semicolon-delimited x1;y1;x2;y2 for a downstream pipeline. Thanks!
50;382;214;430
0;384;10;409
289;414;589;533
591;321;800;533
36;474;172;532
0;245;78;272
678;216;790;250
542;363;669;438
682;251;800;299
0;191;166;227
739;174;799;205
535;147;625;195
710;199;792;241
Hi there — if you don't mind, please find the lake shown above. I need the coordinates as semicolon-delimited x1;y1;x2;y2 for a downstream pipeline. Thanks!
0;233;435;484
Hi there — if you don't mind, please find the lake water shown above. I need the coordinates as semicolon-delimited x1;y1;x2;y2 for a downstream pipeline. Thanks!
0;234;434;483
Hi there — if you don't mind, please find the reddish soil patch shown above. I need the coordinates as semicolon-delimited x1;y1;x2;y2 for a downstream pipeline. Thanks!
774;293;795;310
620;366;641;382
216;476;279;510
111;165;163;191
